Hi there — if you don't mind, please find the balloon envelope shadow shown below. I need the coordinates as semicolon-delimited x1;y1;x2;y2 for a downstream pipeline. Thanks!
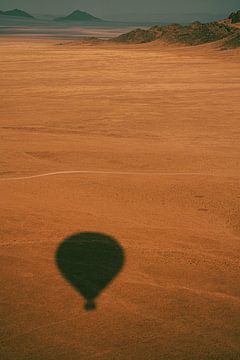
56;232;125;311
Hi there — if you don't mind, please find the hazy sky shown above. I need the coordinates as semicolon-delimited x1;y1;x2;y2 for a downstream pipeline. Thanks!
0;0;239;17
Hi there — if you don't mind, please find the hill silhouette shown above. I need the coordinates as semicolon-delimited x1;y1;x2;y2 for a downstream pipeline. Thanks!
55;10;103;22
0;9;34;18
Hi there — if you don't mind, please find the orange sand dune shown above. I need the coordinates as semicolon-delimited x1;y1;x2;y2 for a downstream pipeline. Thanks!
0;38;240;360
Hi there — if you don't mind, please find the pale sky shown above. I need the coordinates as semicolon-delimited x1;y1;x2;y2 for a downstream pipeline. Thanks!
0;0;239;18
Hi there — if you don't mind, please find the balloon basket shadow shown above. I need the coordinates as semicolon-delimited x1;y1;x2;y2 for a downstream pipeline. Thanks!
85;300;97;311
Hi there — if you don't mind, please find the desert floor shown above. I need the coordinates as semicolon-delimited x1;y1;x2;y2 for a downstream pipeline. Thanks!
0;38;240;360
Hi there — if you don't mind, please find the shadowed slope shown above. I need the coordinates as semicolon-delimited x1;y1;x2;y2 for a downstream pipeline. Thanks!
221;31;240;49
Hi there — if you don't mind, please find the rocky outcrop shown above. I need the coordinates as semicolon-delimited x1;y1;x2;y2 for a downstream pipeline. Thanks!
116;21;238;45
228;10;240;24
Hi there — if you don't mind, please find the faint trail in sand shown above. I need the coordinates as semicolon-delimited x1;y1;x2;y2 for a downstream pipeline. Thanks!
0;170;221;181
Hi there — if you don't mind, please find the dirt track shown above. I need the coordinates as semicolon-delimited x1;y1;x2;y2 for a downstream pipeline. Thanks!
0;38;240;360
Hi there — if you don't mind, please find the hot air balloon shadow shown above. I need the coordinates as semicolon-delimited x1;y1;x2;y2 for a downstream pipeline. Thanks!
56;232;125;311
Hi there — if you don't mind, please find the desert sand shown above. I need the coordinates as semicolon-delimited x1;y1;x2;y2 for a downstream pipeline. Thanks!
0;38;240;359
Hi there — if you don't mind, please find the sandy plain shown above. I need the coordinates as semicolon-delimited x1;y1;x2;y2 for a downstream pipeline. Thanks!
0;38;240;359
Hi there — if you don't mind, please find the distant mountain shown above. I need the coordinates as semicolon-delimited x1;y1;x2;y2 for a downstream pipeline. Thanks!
55;10;103;22
228;10;240;24
0;9;34;18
